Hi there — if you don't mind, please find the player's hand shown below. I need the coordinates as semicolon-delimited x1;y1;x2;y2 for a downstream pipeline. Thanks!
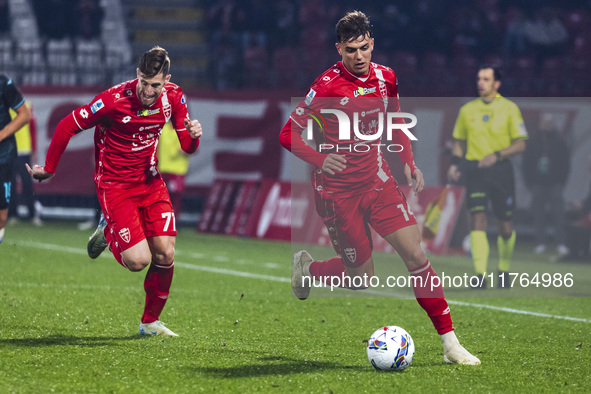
321;153;347;175
478;153;497;168
185;118;202;139
447;164;461;183
26;163;54;182
404;163;424;195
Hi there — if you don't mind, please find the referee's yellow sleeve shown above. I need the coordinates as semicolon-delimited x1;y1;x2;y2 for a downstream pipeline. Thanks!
508;102;528;141
452;107;466;141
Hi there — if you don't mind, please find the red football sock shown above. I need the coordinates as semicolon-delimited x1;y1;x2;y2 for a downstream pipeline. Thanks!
308;257;348;286
409;260;454;335
141;261;174;324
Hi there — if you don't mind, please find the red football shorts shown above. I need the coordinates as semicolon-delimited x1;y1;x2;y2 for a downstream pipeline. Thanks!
315;178;417;267
97;178;176;253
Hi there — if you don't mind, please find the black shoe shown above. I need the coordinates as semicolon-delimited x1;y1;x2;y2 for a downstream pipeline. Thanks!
470;274;487;289
498;271;510;289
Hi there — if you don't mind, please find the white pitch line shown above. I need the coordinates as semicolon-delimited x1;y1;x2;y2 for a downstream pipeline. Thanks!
10;240;591;324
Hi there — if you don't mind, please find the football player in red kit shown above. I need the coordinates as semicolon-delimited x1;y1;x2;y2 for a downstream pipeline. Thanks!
27;47;202;336
279;11;480;365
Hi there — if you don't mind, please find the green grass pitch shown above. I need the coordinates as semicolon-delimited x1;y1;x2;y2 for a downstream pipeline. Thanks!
1;221;590;392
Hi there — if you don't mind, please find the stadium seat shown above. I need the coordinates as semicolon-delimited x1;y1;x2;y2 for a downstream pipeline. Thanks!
391;52;418;77
243;46;269;88
450;54;478;96
46;39;76;86
508;56;536;96
573;35;591;61
272;46;301;90
371;52;390;68
540;57;566;82
15;40;44;68
483;54;504;69
0;38;13;66
76;40;105;86
563;10;591;36
452;54;478;77
421;52;448;96
423;52;447;77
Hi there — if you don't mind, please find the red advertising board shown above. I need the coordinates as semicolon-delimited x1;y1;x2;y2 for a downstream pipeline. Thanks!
200;180;466;255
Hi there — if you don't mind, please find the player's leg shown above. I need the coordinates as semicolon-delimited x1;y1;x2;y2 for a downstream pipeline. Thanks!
94;187;152;269
466;163;490;285
292;194;374;299
383;225;479;365
470;211;489;287
138;180;178;336
373;181;479;365
0;162;13;243
490;161;516;287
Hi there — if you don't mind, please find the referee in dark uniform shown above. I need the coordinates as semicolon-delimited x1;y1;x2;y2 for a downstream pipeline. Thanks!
448;65;528;288
0;74;31;243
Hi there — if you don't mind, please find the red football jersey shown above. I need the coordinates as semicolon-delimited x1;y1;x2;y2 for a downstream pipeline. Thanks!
280;61;415;198
44;79;197;189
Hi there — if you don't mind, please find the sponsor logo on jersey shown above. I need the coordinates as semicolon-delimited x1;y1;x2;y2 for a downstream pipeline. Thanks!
353;86;377;97
119;228;131;243
305;89;316;105
137;108;161;117
91;99;104;114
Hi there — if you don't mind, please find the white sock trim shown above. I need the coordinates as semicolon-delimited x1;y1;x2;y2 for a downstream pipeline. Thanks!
408;261;431;275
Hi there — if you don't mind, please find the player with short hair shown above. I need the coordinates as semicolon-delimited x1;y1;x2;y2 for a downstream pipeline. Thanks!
28;47;203;336
448;65;528;288
280;10;480;365
0;74;32;243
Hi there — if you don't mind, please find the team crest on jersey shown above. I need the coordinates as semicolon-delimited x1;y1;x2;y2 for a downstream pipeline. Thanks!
126;89;133;96
137;108;161;117
161;91;172;121
344;248;357;263
119;228;131;243
353;86;377;97
305;89;316;105
483;114;490;122
91;99;104;114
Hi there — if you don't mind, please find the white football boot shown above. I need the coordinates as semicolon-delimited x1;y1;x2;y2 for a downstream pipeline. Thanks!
442;331;481;365
87;214;107;259
0;227;4;244
292;250;313;300
139;320;179;337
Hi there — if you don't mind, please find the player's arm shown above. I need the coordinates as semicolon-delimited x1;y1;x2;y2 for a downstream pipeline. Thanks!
279;117;346;176
448;139;466;182
0;79;31;143
0;101;31;143
478;139;526;168
171;90;201;154
28;95;108;181
388;79;423;195
449;106;467;182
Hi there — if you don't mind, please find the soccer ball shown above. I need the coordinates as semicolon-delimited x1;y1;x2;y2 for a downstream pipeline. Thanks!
367;326;415;371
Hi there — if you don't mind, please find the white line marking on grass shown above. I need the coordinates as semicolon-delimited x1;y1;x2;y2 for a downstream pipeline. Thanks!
446;300;591;323
13;240;591;324
174;262;290;283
